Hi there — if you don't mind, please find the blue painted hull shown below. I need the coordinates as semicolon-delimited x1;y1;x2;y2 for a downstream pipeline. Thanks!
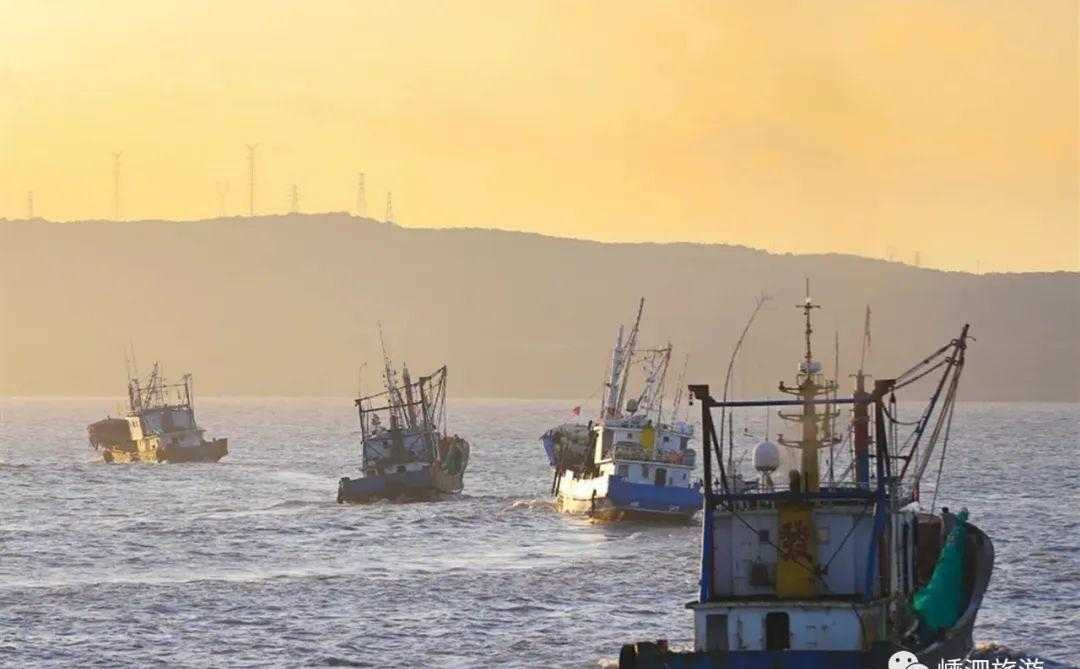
608;476;702;515
337;469;443;503
558;475;702;521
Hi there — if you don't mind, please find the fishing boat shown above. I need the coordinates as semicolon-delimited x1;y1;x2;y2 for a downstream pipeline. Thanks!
87;363;228;463
337;345;470;503
618;294;993;668
541;299;702;521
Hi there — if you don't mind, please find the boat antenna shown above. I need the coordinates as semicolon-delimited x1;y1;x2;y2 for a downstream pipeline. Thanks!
377;323;393;391
128;342;139;384
615;297;645;415
765;395;771;436
669;353;690;424
801;278;818;364
830;328;840;486
377;322;404;427
858;305;871;374
719;292;771;483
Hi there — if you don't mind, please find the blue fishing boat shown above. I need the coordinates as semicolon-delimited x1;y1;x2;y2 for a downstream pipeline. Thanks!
337;341;469;503
619;294;993;667
542;299;703;521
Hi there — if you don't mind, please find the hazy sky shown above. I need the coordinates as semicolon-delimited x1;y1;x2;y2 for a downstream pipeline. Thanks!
1;1;1076;272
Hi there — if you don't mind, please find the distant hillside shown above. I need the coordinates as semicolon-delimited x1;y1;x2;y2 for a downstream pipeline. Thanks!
1;214;1077;401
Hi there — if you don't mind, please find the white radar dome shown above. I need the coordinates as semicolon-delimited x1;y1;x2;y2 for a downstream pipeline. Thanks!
753;440;781;473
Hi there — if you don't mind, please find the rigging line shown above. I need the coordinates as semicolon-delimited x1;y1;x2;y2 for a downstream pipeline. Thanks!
823;500;875;573
893;342;953;383
719;294;771;480
719;498;824;583
882;404;924;427
891;358;950;392
897;345;963;483
929;373;961;514
910;361;962;491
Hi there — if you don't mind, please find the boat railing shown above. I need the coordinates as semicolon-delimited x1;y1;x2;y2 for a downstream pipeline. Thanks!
603;443;695;466
708;485;879;510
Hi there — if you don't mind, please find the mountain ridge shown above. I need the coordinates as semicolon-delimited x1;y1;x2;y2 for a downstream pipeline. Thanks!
2;214;1076;401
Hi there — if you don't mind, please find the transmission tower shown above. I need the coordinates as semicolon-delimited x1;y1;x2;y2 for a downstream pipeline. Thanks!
290;184;300;213
245;143;259;216
385;190;393;223
356;172;366;216
112;151;123;220
26;190;33;219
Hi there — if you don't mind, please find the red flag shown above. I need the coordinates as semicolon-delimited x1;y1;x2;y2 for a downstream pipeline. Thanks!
571;406;581;416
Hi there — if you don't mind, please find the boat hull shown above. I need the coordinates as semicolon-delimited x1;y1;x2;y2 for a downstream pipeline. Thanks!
337;466;464;504
101;438;228;464
618;523;994;668
556;475;701;522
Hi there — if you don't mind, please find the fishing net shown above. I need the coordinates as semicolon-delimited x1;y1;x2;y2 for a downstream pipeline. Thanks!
913;509;969;634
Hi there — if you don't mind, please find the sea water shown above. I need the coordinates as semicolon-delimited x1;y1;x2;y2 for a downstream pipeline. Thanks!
1;399;1076;668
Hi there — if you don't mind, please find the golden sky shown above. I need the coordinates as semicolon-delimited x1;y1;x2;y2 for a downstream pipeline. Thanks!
1;1;1076;272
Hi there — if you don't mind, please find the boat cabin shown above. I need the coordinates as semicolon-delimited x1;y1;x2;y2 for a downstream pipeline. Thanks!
592;418;695;468
692;493;920;652
127;405;196;439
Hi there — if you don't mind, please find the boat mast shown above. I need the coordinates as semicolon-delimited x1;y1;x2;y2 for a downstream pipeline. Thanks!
634;342;672;420
377;324;404;429
829;330;839;486
650;343;673;422
615;298;644;417
777;280;835;493
402;365;418;430
603;326;625;418
853;305;872;487
668;353;690;425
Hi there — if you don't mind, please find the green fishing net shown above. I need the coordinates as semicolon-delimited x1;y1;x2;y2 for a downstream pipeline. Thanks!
913;509;969;634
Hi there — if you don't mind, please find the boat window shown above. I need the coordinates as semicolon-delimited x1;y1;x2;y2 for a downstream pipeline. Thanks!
765;612;790;650
617;464;629;478
758;529;770;544
654;468;667;487
641;465;650;478
704;614;728;651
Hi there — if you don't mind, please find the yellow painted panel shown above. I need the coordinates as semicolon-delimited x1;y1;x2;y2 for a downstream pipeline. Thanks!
641;423;656;455
776;502;817;598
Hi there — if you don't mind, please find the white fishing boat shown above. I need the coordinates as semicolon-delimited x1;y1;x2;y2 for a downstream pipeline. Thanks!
541;299;702;521
619;294;993;668
87;363;227;464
